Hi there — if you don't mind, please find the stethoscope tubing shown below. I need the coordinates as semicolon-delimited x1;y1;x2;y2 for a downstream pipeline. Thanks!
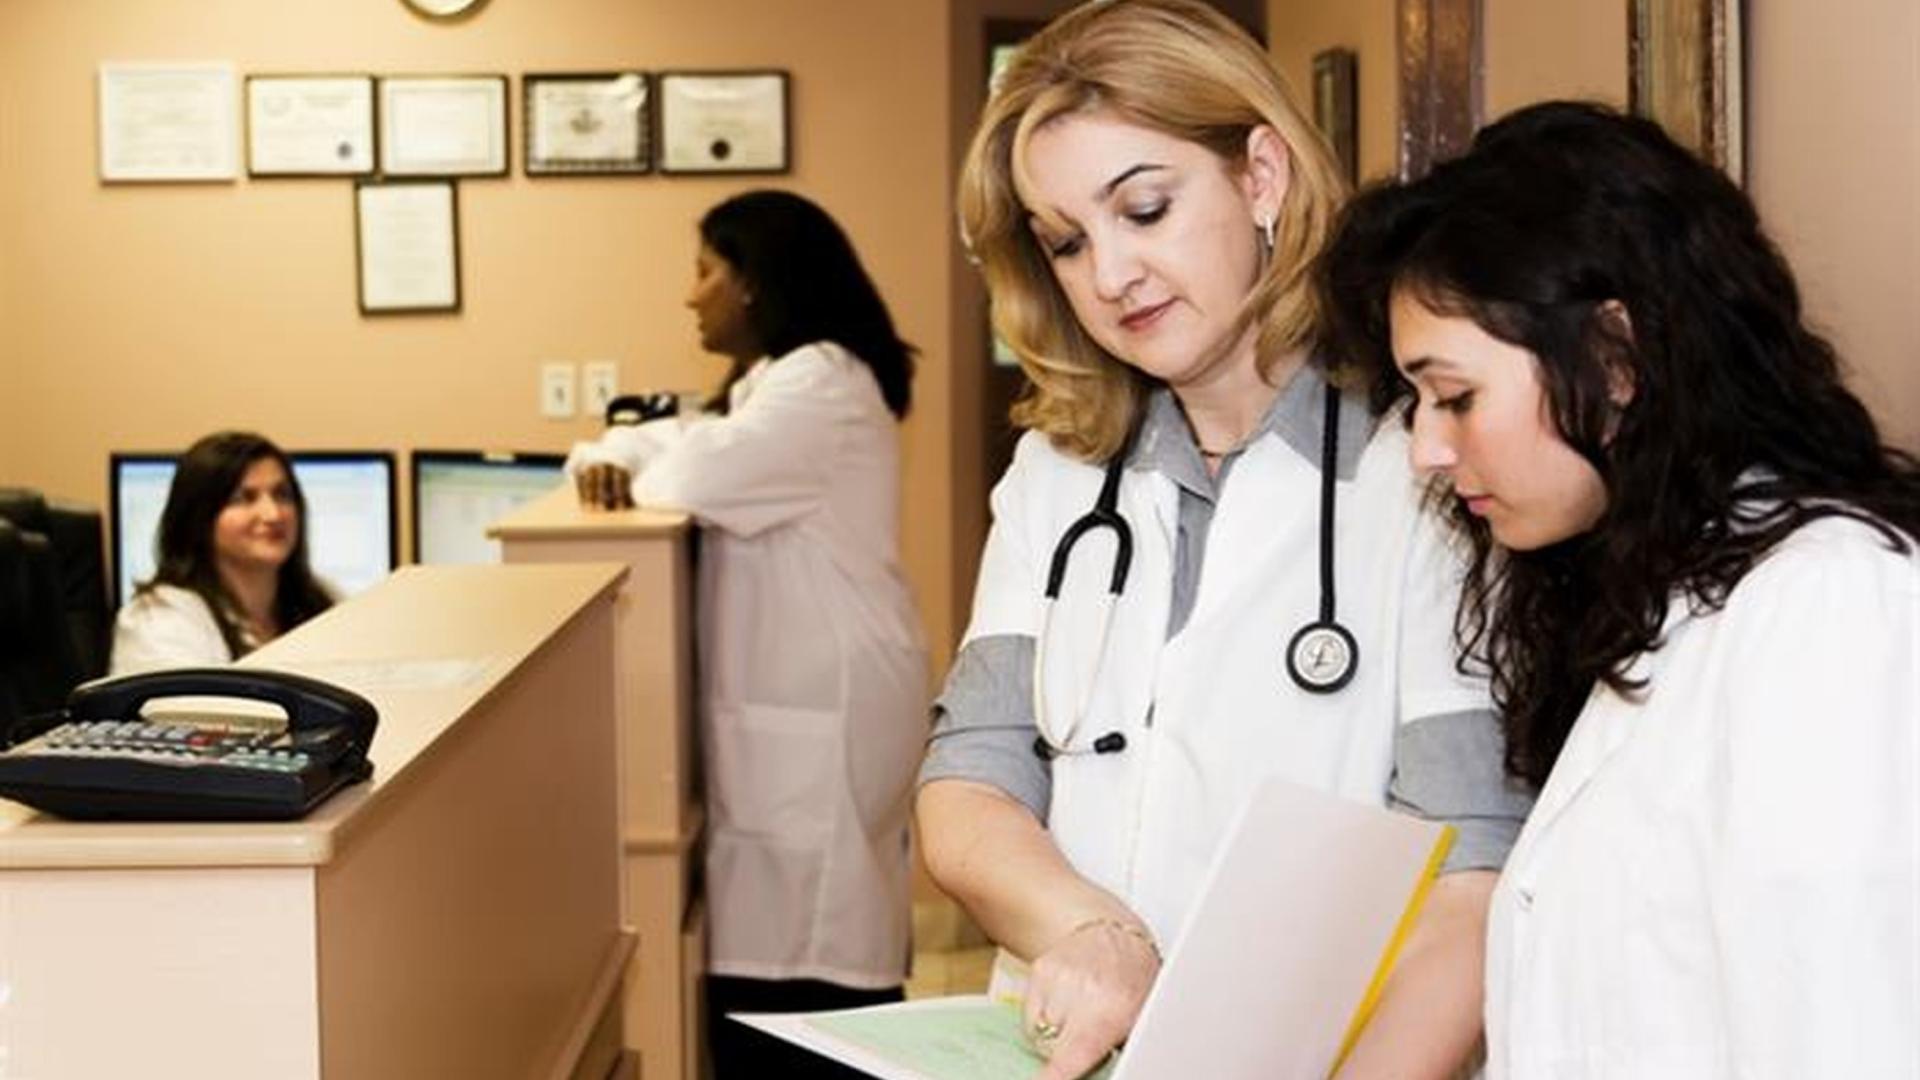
1033;382;1351;758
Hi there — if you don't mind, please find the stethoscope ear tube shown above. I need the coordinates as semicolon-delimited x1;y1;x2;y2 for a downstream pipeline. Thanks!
1043;445;1134;600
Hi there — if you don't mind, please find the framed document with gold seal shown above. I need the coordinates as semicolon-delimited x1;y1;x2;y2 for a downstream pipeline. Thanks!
524;72;651;176
657;71;789;175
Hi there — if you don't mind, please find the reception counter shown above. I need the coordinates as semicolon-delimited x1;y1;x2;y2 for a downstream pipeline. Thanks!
0;563;631;1079
490;487;704;1080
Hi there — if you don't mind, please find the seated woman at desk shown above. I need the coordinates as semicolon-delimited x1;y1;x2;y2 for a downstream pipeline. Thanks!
568;189;928;1078
112;431;334;674
1322;101;1919;1076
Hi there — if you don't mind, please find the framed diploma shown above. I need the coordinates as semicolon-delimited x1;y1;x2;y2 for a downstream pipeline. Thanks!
657;71;790;174
246;75;375;177
377;75;509;177
354;180;460;314
523;72;651;175
1631;0;1745;180
97;62;239;182
1312;49;1358;184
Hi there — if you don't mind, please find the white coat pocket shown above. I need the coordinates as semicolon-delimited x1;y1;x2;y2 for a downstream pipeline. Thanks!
706;702;843;838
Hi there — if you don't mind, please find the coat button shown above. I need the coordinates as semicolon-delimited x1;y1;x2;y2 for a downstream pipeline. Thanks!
1515;885;1536;911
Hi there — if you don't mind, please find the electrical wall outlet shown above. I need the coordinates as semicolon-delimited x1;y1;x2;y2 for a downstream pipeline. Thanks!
582;360;620;418
540;362;577;418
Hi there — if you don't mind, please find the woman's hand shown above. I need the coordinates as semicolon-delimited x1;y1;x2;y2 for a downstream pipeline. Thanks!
1023;918;1161;1080
574;463;635;509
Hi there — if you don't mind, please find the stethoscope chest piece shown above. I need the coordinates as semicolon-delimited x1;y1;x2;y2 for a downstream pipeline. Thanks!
1286;620;1358;693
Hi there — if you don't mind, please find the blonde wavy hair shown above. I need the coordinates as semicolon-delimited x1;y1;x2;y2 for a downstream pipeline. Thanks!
959;0;1346;461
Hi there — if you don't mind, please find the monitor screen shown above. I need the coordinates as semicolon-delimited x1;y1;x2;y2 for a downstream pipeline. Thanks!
411;451;566;566
110;450;398;606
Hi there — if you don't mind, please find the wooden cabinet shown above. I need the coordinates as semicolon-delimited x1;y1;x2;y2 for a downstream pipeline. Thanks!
493;488;705;1080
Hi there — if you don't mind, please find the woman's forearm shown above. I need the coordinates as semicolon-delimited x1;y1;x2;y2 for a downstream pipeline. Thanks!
1334;869;1496;1080
915;778;1139;961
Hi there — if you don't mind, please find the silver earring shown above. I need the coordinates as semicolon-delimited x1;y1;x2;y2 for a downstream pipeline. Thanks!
1257;214;1276;253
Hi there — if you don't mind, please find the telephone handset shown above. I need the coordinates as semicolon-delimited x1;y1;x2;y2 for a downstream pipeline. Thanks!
0;667;379;821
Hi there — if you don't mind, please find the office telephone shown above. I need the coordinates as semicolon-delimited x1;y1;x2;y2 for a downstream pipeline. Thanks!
0;667;378;821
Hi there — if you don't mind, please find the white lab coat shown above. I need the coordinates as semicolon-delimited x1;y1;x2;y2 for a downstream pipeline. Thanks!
568;341;928;988
1485;516;1920;1078
963;415;1487;946
111;584;233;675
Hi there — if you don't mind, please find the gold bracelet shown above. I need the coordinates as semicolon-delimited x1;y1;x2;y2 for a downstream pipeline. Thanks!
1068;916;1162;963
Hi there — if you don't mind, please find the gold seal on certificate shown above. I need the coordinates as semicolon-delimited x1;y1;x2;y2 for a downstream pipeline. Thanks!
524;73;651;175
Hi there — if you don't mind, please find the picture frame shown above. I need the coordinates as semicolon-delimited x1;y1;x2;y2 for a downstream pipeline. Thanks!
97;62;239;182
1312;48;1358;183
377;74;509;177
523;72;651;176
246;74;375;177
656;71;790;175
354;180;461;315
1395;0;1481;181
1630;0;1745;180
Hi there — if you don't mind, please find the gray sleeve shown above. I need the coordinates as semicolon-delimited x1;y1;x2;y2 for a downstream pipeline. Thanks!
1386;708;1537;874
916;633;1050;822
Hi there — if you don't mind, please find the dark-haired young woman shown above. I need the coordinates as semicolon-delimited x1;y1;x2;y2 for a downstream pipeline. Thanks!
111;431;334;674
1322;100;1918;1076
566;190;927;1078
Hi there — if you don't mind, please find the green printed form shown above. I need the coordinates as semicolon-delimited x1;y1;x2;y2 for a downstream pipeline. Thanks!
806;1000;1117;1080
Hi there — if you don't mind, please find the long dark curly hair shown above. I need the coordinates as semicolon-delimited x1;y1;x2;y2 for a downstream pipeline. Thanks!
1319;101;1920;786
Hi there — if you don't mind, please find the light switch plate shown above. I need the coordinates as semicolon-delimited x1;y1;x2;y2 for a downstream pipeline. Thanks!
582;360;619;417
540;362;576;418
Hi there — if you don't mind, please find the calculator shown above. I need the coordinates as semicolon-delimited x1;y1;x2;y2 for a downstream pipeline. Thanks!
0;667;378;821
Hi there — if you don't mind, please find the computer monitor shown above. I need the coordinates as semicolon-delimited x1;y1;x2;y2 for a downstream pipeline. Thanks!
109;450;398;607
410;450;567;566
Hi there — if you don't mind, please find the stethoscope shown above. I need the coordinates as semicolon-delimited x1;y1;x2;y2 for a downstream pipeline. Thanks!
1032;382;1358;761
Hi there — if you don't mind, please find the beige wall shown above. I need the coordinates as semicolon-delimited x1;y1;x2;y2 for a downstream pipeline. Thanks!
1269;0;1398;182
1483;0;1627;114
1268;0;1626;184
1748;0;1920;450
1267;0;1916;447
0;0;960;664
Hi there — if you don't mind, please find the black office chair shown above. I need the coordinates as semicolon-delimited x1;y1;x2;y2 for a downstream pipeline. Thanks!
0;488;110;680
0;518;86;747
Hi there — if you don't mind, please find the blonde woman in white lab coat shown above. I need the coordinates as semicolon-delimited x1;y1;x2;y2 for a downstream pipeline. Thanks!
1323;101;1919;1076
569;190;927;1080
918;4;1535;1079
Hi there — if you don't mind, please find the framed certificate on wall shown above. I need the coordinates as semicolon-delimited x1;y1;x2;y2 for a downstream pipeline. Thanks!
378;75;509;177
97;62;239;182
355;180;460;315
523;72;651;175
246;74;375;177
657;71;789;174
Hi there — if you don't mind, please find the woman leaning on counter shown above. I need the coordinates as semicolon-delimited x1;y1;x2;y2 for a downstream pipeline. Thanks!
567;190;928;1079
